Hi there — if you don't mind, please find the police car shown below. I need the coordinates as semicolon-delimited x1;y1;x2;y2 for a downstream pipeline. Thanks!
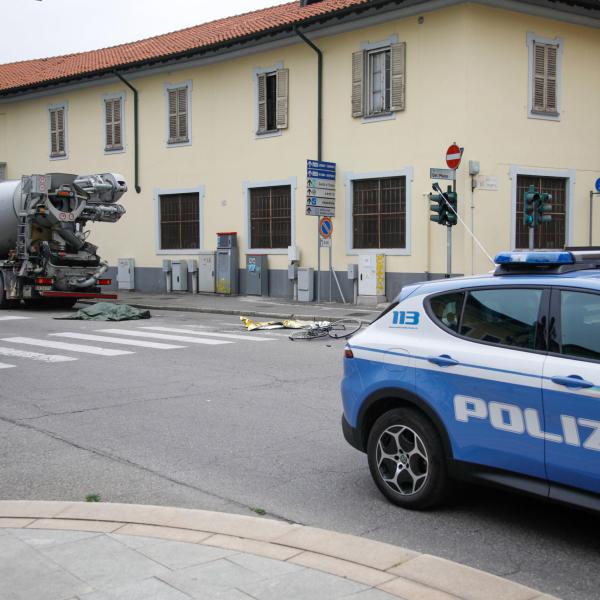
341;250;600;510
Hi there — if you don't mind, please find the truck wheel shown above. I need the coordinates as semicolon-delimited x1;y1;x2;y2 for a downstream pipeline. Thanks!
367;408;448;510
0;274;19;309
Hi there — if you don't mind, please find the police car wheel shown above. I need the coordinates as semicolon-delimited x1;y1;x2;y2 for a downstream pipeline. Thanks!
367;408;447;509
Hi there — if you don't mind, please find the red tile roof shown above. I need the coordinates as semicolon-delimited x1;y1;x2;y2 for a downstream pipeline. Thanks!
0;0;373;94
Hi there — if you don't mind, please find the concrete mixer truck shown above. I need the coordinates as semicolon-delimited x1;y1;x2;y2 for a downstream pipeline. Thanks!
0;172;127;309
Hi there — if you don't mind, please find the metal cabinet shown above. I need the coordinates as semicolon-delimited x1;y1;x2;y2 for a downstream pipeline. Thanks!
298;267;314;302
246;254;268;296
198;252;216;293
117;258;135;290
216;232;238;295
172;259;188;292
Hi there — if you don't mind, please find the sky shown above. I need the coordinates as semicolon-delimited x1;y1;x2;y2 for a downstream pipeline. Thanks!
1;0;282;64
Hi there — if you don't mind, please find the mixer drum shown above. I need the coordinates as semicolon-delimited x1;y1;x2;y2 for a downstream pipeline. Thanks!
0;180;23;258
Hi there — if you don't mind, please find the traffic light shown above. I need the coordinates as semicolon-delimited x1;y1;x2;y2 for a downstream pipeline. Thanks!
536;192;552;226
445;189;458;226
523;185;539;228
429;191;447;225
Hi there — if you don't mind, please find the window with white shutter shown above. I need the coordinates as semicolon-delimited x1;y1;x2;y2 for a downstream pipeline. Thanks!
165;83;191;145
104;97;123;151
352;41;406;118
528;34;561;118
256;68;289;135
49;106;66;157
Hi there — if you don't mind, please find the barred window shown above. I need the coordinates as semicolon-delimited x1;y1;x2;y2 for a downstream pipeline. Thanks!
49;107;66;157
353;177;406;249
249;186;291;249
104;97;123;151
516;175;566;249
159;193;199;250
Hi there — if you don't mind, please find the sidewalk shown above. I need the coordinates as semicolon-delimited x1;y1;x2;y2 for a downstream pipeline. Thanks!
80;291;384;323
0;501;558;600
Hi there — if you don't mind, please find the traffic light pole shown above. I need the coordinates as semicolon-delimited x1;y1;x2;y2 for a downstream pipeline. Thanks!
529;228;534;251
447;177;455;277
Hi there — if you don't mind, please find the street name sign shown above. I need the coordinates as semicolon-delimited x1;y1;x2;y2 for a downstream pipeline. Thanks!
430;168;456;181
306;159;336;217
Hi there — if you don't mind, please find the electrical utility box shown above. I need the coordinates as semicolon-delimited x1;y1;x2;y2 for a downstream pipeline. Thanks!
197;251;216;293
216;232;238;295
246;254;268;296
117;258;135;290
172;259;188;292
358;254;386;302
298;267;314;302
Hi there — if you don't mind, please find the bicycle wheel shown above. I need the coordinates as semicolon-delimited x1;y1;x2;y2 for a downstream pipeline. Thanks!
328;318;362;339
289;327;328;341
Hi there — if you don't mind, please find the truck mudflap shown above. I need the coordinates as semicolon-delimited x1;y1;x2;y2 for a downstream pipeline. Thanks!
39;291;117;300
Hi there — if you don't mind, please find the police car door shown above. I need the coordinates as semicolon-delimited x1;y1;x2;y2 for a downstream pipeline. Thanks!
414;287;547;480
543;288;600;496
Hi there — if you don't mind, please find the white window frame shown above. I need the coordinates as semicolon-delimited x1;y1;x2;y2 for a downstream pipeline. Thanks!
243;176;296;254
102;92;126;154
509;165;575;249
164;80;192;148
48;101;68;160
154;185;205;255
253;62;284;139
527;32;563;121
361;35;398;123
344;167;413;256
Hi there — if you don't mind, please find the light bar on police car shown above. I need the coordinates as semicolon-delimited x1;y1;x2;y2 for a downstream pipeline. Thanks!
494;251;575;265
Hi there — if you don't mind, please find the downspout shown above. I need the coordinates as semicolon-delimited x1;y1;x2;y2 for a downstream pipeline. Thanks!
114;72;141;193
294;27;322;161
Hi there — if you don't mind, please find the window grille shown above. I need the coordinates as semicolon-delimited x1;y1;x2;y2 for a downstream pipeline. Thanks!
249;186;291;249
159;193;199;250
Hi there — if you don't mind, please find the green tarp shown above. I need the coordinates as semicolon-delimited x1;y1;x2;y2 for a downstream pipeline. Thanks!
56;302;151;321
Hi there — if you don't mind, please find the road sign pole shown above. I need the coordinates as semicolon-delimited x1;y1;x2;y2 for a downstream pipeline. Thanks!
529;227;534;251
329;242;332;302
317;219;321;302
590;191;600;247
446;226;452;278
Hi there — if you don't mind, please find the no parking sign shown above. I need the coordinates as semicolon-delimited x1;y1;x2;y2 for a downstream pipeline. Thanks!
319;216;333;239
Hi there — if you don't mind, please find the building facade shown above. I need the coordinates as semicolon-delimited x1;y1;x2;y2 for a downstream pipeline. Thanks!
1;0;599;301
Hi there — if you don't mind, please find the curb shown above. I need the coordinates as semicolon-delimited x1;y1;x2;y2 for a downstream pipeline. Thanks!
0;501;558;600
78;299;376;324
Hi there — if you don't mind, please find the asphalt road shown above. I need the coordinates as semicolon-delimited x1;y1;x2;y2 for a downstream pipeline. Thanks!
0;307;598;600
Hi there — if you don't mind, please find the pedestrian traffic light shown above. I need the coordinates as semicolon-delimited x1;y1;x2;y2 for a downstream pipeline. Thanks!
536;192;552;226
429;191;447;225
523;185;539;228
445;189;458;226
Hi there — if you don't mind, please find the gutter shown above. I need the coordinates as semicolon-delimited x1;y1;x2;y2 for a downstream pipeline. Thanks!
114;72;141;194
294;27;322;161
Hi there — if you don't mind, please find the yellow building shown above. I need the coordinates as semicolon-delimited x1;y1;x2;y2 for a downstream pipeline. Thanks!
1;0;599;301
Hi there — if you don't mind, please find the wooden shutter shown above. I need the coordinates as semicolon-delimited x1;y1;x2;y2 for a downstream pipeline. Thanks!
57;109;65;154
390;42;406;112
168;89;178;142
50;109;58;154
105;100;114;148
257;73;267;133
177;87;188;140
533;42;558;114
352;51;365;118
113;98;122;147
276;68;289;129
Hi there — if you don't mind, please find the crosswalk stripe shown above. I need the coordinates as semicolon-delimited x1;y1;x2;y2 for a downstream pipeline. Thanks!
139;326;276;342
50;333;185;350
0;316;30;321
0;362;15;369
0;346;76;363
2;337;133;356
97;329;232;346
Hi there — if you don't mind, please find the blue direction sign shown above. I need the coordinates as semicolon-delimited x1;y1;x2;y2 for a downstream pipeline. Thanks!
595;178;600;193
306;158;337;216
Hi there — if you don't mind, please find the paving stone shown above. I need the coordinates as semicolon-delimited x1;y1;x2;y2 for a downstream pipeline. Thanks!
30;519;122;533
10;528;100;549
80;576;193;600
170;557;267;589
38;534;170;589
388;555;536;600
239;567;369;600
131;538;237;570
227;552;304;578
203;533;302;561
340;589;404;600
114;524;212;544
0;518;34;528
378;576;460;600
0;500;74;519
58;503;181;526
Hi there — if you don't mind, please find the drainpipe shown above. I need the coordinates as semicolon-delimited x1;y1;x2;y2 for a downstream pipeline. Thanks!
114;72;141;193
294;27;322;161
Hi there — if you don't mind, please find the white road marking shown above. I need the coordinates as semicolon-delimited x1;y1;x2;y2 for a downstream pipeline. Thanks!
0;362;15;369
0;316;31;321
50;332;185;350
2;337;133;356
0;346;76;363
97;329;232;345
139;326;276;342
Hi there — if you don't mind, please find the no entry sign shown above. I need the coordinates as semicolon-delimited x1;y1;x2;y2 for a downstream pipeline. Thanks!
446;144;462;170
